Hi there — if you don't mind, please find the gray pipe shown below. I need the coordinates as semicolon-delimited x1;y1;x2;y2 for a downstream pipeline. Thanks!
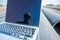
42;7;60;35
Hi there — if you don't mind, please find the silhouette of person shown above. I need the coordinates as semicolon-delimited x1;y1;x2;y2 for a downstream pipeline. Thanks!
16;12;31;25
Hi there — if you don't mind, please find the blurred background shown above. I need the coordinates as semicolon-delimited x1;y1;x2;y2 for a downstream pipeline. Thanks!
0;0;7;22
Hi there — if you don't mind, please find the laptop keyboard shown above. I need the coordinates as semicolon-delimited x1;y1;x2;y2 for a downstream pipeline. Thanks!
0;23;36;39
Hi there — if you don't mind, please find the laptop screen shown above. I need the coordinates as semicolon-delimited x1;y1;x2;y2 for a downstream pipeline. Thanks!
6;0;41;27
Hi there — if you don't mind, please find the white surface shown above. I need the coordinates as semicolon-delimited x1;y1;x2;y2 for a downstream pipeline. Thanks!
38;12;60;40
0;33;20;40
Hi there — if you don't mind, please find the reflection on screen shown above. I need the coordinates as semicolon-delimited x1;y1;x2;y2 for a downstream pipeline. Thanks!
6;0;41;27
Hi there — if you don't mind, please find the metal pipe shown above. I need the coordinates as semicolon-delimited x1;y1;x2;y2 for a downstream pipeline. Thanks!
42;7;60;35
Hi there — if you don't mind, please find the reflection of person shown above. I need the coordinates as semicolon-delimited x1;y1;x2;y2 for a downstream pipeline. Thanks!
16;12;31;25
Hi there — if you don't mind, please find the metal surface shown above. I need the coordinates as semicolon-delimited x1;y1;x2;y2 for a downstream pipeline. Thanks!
42;7;60;35
38;12;60;40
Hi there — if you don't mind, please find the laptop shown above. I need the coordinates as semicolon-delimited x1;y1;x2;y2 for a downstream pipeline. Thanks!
0;0;41;40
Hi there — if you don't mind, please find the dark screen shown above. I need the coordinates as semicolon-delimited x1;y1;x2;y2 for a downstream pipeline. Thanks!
6;0;41;27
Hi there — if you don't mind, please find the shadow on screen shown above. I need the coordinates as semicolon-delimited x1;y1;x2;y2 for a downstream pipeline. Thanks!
16;12;31;25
